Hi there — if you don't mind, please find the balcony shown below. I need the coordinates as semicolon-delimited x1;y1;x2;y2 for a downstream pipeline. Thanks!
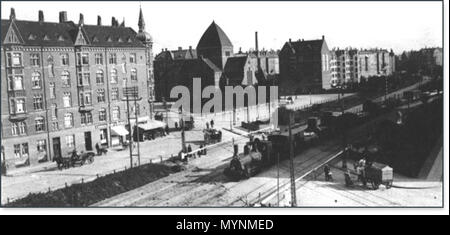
9;111;28;121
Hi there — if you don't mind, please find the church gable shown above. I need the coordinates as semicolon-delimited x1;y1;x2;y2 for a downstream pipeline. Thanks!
3;22;24;44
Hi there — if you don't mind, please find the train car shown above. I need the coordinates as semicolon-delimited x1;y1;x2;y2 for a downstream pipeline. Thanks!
223;140;272;181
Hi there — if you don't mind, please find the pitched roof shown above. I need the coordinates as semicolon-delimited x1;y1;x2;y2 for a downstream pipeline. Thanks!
197;21;233;49
171;48;197;60
1;19;144;47
287;39;324;54
222;56;248;82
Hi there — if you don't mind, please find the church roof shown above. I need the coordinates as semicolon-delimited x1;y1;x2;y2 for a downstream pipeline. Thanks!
197;21;233;49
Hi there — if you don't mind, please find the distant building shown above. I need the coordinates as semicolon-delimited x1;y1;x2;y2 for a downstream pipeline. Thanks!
154;23;279;102
1;7;154;169
330;48;359;87
357;48;395;79
279;36;332;94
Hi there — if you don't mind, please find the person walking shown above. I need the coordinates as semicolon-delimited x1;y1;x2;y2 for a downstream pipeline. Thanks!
324;164;332;181
210;119;214;128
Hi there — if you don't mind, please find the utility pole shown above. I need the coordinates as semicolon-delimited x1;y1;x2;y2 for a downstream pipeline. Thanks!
123;86;142;168
277;153;280;207
288;111;297;207
179;108;186;152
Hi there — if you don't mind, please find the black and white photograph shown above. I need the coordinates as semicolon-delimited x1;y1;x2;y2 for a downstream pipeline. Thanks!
0;0;446;211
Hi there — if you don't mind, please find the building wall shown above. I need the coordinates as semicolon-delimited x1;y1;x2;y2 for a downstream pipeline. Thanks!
358;49;395;79
1;45;151;169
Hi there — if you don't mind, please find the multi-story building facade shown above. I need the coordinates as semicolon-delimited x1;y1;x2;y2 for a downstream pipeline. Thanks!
279;36;332;94
357;48;395;80
1;8;153;169
330;48;359;87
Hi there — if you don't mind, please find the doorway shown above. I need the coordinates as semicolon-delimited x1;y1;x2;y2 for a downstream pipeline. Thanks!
52;137;61;159
84;131;92;151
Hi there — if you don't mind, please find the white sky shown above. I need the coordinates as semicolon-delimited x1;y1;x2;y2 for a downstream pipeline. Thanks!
1;1;443;54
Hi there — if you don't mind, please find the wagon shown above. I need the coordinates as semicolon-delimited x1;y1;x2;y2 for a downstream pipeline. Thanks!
363;162;393;189
55;151;95;170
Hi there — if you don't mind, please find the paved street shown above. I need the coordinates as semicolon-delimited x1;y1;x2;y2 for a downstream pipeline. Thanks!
1;127;242;204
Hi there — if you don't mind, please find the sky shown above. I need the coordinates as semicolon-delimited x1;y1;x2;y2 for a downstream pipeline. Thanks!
1;1;443;54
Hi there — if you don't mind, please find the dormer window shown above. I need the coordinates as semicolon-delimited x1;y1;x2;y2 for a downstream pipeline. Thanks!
57;35;65;41
28;34;36;40
118;37;123;42
107;36;112;42
92;36;99;42
127;37;133;43
43;34;50;41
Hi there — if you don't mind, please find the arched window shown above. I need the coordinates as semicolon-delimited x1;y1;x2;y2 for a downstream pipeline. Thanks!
31;72;41;89
61;70;70;87
130;68;137;81
96;70;104;84
111;69;118;83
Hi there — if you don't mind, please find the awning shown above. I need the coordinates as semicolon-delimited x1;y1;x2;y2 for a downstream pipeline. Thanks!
138;120;165;131
111;125;129;136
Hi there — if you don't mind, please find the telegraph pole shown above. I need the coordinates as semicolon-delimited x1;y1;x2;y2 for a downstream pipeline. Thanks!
123;86;142;168
288;111;297;207
125;96;133;168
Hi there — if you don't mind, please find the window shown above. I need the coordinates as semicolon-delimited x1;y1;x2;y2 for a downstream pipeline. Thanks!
61;54;69;66
110;69;118;83
112;107;120;121
132;103;140;116
37;140;47;153
10;98;26;114
80;92;92;106
61;70;70;87
49;82;56;99
111;88;119;101
30;53;40;66
130;53;136;63
97;89;106;103
9;76;23;90
14;143;29;159
51;104;57;119
109;53;117;64
7;53;23;67
81;112;93;125
63;92;71;108
130;68;137;81
65;135;75;148
77;53;89;65
95;53;103;65
51;121;59;131
31;72;41;89
64;113;73;128
99;109;107;122
35;117;45;132
96;70;104;84
11;121;27;136
78;71;90;86
225;51;231;57
33;95;44;110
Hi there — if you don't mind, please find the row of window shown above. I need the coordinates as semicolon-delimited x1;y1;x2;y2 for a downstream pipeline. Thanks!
6;52;138;68
13;138;72;159
10;104;140;136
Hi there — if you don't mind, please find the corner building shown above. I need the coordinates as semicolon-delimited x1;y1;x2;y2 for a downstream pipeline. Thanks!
1;8;154;169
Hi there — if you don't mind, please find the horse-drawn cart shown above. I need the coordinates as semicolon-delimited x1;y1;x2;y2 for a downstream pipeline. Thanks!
54;150;96;170
363;162;393;189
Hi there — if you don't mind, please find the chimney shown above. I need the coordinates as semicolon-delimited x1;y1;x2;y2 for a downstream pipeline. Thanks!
97;15;102;26
178;47;182;51
38;10;44;23
59;11;67;23
322;35;325;40
255;31;261;68
289;38;291;43
79;13;84;25
10;8;16;20
189;46;192;50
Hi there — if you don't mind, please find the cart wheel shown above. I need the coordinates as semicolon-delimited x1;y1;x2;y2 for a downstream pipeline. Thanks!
372;182;380;190
386;182;392;189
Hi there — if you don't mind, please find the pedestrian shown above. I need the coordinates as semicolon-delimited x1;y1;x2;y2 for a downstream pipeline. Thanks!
187;144;192;157
95;143;100;156
206;122;210;129
210;119;214;128
324;164;331;181
175;122;179;130
165;125;170;135
344;170;353;187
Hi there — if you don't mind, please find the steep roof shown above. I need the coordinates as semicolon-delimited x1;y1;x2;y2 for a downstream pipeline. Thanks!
288;39;324;54
172;48;197;60
222;56;248;83
197;21;233;49
1;19;144;47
